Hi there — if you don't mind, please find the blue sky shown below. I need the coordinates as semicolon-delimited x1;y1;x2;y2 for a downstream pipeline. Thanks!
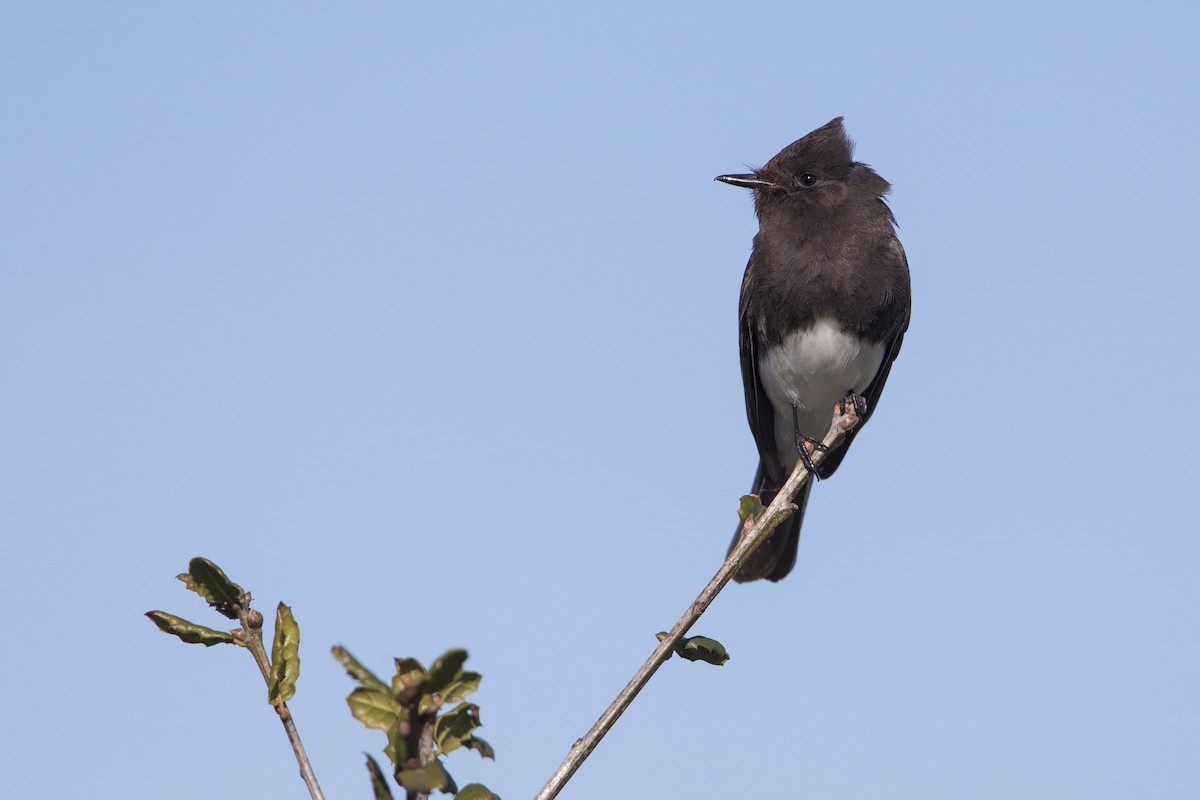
2;2;1198;798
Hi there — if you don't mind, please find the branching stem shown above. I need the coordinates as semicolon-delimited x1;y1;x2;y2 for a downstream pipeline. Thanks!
533;403;861;800
236;601;326;800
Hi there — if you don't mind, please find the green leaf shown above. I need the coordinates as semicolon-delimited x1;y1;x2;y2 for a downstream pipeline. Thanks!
145;611;234;646
675;634;730;666
332;645;390;693
456;783;501;800
347;687;401;731
383;715;407;769
178;557;243;619
737;494;765;523
396;761;457;794
434;702;480;756
393;657;427;695
269;603;300;702
441;671;482;704
418;692;444;716
425;648;468;694
364;754;395;800
463;735;495;760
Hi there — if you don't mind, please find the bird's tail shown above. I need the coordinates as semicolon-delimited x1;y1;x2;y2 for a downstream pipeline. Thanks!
727;464;812;583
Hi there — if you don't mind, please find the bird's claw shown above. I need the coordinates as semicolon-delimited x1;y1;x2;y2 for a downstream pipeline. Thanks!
838;392;868;419
793;432;827;477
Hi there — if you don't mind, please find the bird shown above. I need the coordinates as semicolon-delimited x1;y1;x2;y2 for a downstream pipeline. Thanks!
717;117;911;582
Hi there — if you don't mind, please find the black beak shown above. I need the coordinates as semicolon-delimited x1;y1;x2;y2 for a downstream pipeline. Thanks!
715;173;777;190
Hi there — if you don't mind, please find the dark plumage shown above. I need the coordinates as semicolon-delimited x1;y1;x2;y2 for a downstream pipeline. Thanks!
718;118;911;582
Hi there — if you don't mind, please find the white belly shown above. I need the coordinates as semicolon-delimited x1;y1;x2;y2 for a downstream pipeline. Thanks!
758;317;885;469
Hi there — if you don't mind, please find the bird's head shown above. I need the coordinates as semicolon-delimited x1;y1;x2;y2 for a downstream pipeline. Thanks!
717;118;889;219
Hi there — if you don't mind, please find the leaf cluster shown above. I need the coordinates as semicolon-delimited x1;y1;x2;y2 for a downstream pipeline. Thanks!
145;557;302;704
147;557;247;646
334;646;498;799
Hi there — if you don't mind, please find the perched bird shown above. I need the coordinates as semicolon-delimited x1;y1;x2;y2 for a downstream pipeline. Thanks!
717;118;911;582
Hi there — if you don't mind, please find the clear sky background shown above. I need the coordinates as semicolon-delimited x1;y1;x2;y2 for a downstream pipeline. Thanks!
3;2;1197;798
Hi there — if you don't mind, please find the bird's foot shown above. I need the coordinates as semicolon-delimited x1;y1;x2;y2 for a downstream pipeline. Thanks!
793;431;827;476
790;402;827;477
837;392;868;419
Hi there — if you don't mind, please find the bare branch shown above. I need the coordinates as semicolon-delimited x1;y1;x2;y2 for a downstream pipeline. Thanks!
533;402;862;800
235;599;326;800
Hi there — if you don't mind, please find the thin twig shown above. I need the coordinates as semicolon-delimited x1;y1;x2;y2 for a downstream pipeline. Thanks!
413;716;438;800
533;403;861;800
236;602;326;800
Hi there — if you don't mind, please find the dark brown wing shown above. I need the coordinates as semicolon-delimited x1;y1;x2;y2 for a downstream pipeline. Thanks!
738;258;787;486
816;237;911;478
815;327;905;477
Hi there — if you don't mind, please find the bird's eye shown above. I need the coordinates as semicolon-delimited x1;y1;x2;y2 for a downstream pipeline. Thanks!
799;173;817;186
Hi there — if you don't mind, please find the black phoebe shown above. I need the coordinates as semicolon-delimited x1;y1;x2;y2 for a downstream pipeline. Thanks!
717;117;911;583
